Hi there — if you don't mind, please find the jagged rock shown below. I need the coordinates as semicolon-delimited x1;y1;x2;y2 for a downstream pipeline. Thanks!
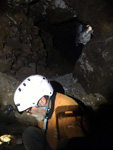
29;0;76;24
0;12;47;78
73;35;113;102
15;66;36;80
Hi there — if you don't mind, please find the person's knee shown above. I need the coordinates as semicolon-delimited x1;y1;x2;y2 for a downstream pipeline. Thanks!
22;126;45;150
22;126;44;142
23;126;35;139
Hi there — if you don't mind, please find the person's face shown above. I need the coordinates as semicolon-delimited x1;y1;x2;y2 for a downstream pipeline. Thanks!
25;97;47;121
26;106;46;121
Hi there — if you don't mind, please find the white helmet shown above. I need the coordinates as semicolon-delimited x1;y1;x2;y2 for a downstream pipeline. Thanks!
14;75;53;112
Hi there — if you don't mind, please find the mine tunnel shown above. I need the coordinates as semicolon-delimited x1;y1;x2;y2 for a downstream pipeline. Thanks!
0;0;113;150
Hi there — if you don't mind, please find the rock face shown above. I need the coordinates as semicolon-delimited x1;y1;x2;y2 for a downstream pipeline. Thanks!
73;35;113;102
0;11;47;80
0;72;18;108
65;0;113;102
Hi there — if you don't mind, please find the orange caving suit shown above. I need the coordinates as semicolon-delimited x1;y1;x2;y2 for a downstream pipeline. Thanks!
38;93;88;150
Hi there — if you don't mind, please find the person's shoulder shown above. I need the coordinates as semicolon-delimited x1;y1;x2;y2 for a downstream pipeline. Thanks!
56;93;78;105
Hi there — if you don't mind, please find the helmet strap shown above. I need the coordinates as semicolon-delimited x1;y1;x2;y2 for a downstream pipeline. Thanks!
35;105;48;111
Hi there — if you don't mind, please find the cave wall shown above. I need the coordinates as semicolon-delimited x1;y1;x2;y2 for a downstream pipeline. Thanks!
71;0;113;101
0;11;48;80
0;0;113;133
73;35;113;102
0;0;113;101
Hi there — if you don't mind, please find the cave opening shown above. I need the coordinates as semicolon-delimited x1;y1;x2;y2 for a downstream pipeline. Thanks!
36;18;84;72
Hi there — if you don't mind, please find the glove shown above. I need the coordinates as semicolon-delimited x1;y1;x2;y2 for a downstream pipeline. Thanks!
0;134;14;145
